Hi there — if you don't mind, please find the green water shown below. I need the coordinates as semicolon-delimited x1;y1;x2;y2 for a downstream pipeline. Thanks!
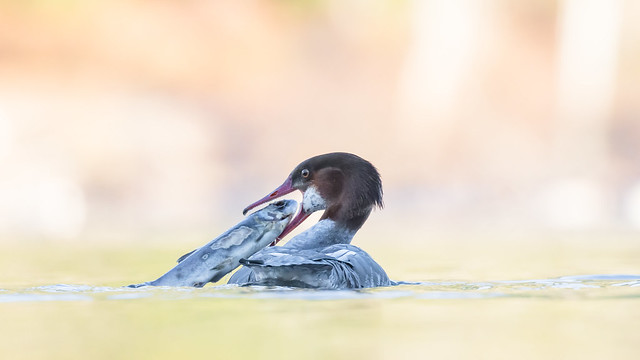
1;232;639;360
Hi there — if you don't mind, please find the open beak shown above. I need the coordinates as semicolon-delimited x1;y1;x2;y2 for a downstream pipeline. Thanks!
242;176;311;245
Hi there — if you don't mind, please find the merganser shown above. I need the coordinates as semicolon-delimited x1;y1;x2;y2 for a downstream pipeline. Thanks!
228;152;392;289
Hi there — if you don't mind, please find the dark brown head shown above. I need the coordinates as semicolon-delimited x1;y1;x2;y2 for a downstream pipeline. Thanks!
242;152;383;243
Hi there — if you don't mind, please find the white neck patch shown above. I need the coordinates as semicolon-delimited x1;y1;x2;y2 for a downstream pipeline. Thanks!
302;185;326;213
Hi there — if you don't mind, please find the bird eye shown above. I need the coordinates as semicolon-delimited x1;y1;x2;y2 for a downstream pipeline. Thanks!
301;169;310;178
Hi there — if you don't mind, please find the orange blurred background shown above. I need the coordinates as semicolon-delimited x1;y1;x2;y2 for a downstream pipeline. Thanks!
1;0;639;241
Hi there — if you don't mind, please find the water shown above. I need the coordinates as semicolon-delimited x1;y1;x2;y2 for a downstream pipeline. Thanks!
1;276;639;360
1;275;639;303
1;234;639;359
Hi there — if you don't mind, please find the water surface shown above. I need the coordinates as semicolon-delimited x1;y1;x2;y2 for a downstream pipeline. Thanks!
1;274;639;303
1;234;639;360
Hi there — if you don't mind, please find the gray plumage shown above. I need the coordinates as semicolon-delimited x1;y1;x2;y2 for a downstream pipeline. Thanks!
228;153;392;290
228;219;392;289
237;244;391;289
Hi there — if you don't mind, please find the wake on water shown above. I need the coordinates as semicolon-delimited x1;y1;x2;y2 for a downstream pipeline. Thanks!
1;274;639;303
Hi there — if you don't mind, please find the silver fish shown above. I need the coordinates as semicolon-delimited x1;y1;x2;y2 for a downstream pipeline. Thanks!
129;199;297;288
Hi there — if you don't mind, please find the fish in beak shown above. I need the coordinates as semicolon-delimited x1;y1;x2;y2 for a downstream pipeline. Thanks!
242;176;311;245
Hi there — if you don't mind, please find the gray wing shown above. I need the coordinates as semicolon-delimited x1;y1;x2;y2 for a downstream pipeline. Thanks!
229;244;391;289
229;247;337;288
320;244;392;288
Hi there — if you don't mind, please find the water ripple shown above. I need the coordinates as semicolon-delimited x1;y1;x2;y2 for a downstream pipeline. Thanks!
0;274;638;303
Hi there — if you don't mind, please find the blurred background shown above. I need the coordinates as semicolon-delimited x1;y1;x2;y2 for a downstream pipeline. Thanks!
1;0;639;242
3;3;640;360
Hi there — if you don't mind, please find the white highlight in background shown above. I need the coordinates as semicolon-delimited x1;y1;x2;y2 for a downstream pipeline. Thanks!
624;182;640;228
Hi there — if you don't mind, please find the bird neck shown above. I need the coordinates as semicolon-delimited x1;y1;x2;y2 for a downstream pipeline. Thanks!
283;219;357;250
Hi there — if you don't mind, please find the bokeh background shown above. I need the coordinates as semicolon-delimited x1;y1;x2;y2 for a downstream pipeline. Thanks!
2;2;640;360
1;0;639;247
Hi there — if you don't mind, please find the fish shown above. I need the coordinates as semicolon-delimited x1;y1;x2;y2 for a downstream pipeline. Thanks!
129;199;297;288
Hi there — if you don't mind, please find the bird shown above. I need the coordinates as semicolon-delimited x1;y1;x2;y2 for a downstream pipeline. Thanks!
228;152;392;289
